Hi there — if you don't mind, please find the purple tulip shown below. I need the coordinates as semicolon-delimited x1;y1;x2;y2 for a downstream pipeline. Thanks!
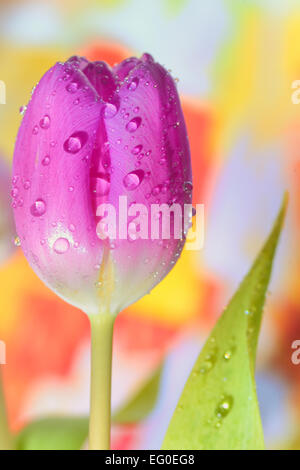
12;54;192;316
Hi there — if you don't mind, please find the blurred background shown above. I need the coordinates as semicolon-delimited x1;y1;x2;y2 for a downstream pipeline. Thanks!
0;0;300;449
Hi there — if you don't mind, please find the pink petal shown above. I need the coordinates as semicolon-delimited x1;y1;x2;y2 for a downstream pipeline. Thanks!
13;61;106;314
103;55;192;312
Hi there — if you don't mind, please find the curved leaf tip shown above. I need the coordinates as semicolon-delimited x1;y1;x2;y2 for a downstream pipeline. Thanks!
162;193;288;450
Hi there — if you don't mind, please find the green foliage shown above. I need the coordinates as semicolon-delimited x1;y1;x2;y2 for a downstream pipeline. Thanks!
162;194;288;450
15;416;88;451
16;364;163;450
113;364;163;424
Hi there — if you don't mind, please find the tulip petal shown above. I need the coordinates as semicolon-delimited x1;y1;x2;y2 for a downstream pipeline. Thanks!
103;55;192;312
13;61;107;314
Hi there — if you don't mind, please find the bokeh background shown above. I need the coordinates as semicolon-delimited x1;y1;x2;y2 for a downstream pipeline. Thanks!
0;0;300;449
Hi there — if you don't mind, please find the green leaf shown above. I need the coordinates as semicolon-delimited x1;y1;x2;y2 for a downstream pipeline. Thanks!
16;364;163;450
113;364;163;424
15;416;88;450
162;193;288;450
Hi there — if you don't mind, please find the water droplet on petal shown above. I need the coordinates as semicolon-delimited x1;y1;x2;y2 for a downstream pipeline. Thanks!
64;131;88;154
19;105;27;115
184;181;193;192
30;199;46;217
102;103;118;119
126;117;142;133
14;236;21;247
66;82;79;93
53;237;70;254
39;115;51;129
128;77;139;91
142;53;154;63
42;155;51;166
23;180;31;190
123;170;144;190
131;144;143;155
32;125;39;135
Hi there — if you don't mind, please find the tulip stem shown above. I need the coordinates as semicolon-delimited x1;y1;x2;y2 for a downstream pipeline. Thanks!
0;367;13;450
89;313;115;450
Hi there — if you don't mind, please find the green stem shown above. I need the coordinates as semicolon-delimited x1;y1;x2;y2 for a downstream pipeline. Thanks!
88;313;115;450
0;367;13;450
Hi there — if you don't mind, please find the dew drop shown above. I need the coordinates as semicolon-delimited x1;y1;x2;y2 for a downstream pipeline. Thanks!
23;180;31;190
19;105;27;116
64;131;88;154
184;181;193;192
11;188;19;198
14;236;21;247
42;155;51;166
53;237;70;254
66;82;79;93
32;125;39;135
215;395;234;419
103;103;118;119
142;53;154;63
123;169;144;190
152;185;161;196
127;77;139;91
131;144;143;155
199;361;213;374
223;351;232;361
126;117;142;133
39;115;51;129
30;199;46;217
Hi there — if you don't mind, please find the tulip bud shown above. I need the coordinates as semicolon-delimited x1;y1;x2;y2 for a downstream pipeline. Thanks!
12;54;192;316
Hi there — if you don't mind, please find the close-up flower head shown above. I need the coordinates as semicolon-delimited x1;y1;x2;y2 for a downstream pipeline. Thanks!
13;53;192;317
